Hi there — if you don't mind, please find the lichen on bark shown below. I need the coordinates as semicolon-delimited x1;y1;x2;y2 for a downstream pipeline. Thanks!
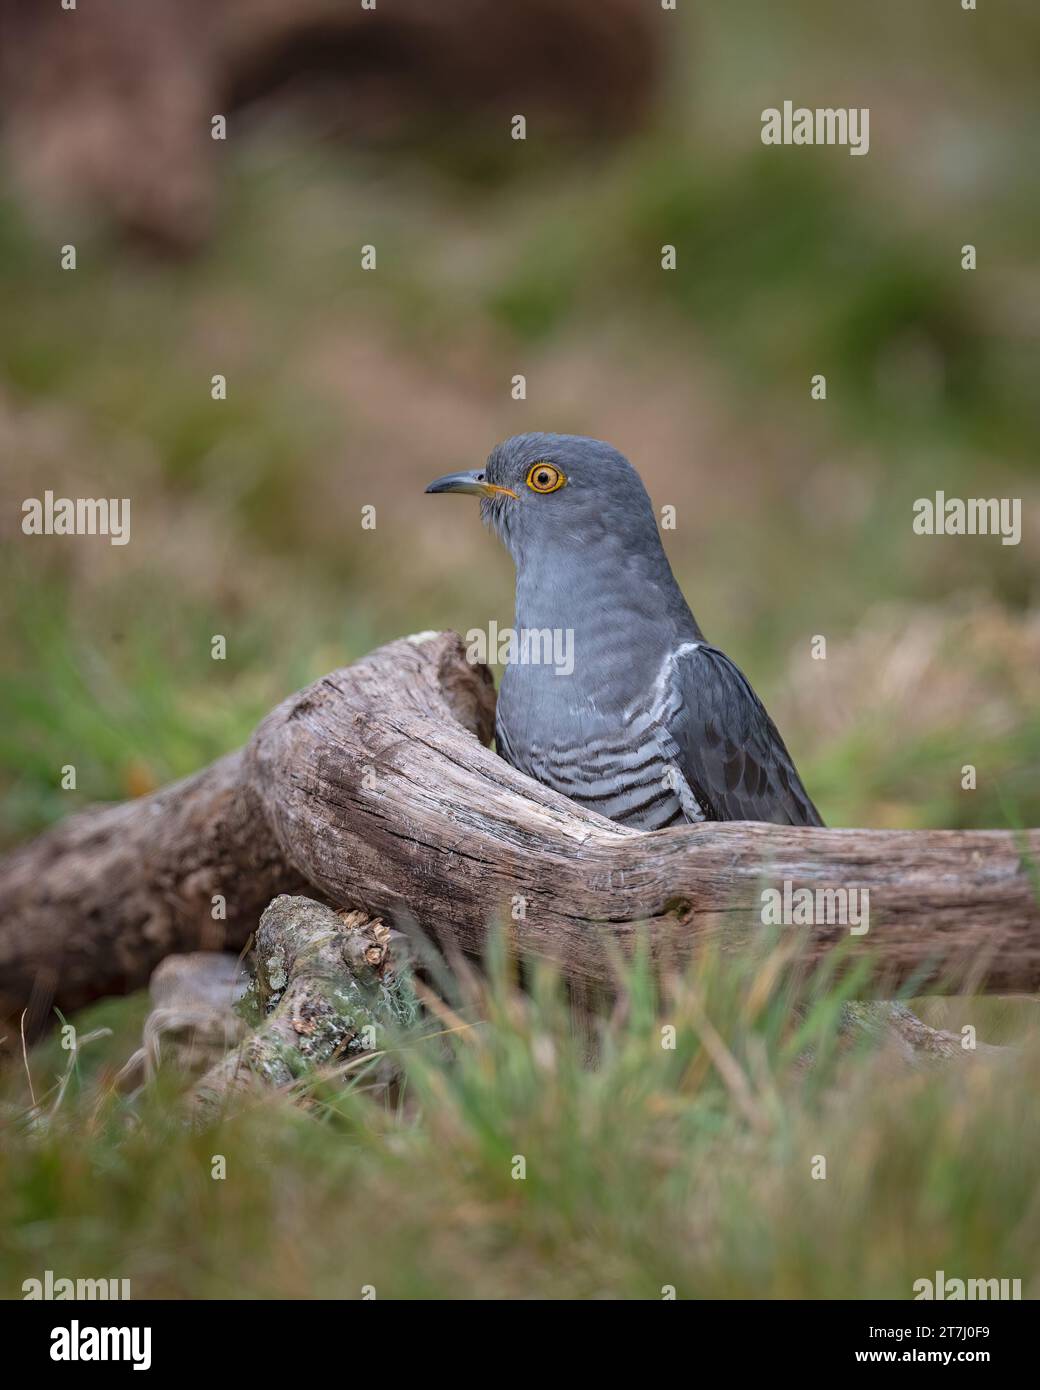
191;895;418;1120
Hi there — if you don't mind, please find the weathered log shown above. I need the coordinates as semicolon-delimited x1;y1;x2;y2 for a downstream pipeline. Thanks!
2;630;1039;1042
191;895;413;1121
118;951;253;1093
839;1001;1005;1063
0;751;309;1039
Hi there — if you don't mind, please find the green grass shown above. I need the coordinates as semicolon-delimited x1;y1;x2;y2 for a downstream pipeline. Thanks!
2;939;1036;1300
0;570;314;842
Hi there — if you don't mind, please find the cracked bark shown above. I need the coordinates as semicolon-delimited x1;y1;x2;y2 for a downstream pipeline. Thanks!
190;895;415;1121
1;630;1038;1044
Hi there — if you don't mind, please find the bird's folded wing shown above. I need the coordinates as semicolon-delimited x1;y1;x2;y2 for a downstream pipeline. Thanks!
664;643;824;827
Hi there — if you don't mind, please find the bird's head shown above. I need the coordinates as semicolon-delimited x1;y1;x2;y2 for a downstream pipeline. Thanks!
424;433;660;569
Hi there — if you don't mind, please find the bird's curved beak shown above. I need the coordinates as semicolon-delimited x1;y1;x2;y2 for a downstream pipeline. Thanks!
424;470;517;499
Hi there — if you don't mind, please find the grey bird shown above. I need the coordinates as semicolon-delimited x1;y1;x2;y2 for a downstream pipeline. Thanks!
425;433;822;830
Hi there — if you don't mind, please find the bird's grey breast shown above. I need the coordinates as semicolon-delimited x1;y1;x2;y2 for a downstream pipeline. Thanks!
495;641;702;830
493;521;705;830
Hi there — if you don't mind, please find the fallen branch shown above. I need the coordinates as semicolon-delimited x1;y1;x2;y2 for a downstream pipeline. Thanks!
191;895;413;1121
118;951;252;1093
2;630;1038;1039
0;749;309;1038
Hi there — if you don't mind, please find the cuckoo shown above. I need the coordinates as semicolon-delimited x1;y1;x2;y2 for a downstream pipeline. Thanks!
426;433;822;830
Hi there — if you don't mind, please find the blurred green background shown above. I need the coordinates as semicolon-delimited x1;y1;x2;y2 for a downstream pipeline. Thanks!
1;0;1037;845
1;0;1039;1304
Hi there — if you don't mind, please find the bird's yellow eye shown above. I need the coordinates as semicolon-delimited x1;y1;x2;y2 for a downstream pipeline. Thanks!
525;462;565;494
